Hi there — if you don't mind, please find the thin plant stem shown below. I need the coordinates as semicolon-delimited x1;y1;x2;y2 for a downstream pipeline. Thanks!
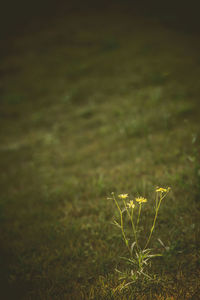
155;192;158;210
124;201;139;251
144;192;168;249
136;204;142;232
131;207;139;250
112;194;131;254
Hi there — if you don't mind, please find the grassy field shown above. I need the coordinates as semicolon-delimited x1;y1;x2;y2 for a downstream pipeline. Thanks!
0;3;200;299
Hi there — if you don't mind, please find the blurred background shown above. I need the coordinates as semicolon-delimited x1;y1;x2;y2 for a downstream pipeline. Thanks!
1;0;200;38
0;1;200;299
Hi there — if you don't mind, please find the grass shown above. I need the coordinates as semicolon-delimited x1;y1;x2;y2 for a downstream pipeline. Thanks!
0;3;200;299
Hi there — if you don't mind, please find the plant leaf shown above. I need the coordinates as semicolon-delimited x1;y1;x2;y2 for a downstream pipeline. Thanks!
112;219;121;228
120;256;137;265
131;242;136;254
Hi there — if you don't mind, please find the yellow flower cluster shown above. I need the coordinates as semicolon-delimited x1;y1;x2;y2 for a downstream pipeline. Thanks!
118;193;148;209
116;186;171;210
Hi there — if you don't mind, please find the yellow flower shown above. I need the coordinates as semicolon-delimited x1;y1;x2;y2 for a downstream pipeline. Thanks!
156;187;170;193
135;197;147;204
127;200;135;209
118;194;128;199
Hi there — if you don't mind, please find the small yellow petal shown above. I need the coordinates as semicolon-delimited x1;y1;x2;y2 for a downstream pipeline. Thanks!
135;197;147;204
156;187;168;193
118;194;128;199
127;200;135;209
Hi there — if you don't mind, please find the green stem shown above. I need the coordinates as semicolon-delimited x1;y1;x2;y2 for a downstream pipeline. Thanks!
126;204;139;251
131;208;139;250
136;204;142;232
155;192;158;210
113;194;130;254
144;192;169;249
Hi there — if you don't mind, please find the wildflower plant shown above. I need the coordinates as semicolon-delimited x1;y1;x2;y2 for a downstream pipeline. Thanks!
109;187;171;287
